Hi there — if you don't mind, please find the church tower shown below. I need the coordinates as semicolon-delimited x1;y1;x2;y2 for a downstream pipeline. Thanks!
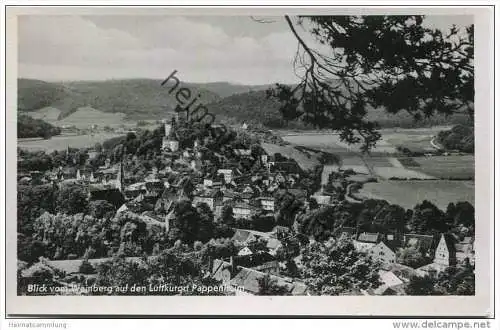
115;160;124;192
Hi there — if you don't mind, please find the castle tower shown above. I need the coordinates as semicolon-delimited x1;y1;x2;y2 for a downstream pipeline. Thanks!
162;116;179;152
164;119;172;137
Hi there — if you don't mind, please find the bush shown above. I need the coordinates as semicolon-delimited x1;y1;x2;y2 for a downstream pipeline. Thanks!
79;260;96;274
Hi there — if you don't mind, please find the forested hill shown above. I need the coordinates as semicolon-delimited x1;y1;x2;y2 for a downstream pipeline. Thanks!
19;78;473;128
188;82;272;98
18;78;221;121
18;79;72;112
18;114;61;139
205;90;290;128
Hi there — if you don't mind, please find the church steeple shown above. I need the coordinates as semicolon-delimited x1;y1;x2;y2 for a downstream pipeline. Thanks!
168;116;177;139
116;159;124;191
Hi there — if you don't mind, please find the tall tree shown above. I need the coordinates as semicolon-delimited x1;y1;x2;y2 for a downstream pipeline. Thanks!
300;239;381;295
408;200;447;234
257;274;291;296
266;16;473;152
55;184;89;215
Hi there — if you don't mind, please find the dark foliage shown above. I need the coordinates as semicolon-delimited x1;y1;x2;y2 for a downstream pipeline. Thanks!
267;16;473;152
18;115;61;139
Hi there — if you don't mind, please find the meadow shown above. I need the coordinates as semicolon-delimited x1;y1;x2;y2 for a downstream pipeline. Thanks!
281;126;450;156
261;142;320;171
18;133;125;152
356;180;474;210
22;106;134;129
410;155;475;179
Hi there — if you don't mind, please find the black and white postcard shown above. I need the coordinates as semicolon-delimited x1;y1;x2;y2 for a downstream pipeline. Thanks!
4;5;495;317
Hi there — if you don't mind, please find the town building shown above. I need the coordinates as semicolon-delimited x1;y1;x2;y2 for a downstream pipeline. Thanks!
255;196;275;212
192;190;223;211
162;117;179;152
367;241;397;267
354;232;382;253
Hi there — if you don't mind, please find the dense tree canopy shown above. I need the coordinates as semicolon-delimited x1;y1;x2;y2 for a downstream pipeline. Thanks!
18;115;61;139
300;239;381;295
267;16;473;152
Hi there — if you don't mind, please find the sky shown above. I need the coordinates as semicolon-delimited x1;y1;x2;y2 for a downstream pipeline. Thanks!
17;15;473;85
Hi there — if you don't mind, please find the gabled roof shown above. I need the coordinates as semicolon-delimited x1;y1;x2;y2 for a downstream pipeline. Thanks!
439;233;458;256
266;238;282;251
338;226;357;236
357;232;380;243
232;230;255;243
230;268;263;294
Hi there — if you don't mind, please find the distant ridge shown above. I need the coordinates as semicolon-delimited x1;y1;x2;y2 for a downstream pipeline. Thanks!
18;78;472;129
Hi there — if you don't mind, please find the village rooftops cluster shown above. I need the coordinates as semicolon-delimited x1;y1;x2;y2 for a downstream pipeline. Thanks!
18;116;475;296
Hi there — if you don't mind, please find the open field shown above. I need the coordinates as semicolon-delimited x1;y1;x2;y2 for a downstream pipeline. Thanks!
22;106;133;129
409;155;475;179
18;133;125;152
261;142;320;171
373;167;436;180
281;126;450;156
357;180;474;210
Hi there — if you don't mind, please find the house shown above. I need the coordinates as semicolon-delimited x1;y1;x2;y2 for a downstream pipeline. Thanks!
370;270;406;295
138;211;167;229
270;225;291;240
252;260;280;275
274;172;286;184
203;178;214;188
271;162;302;174
235;149;252;157
217;169;235;183
311;194;332;205
233;202;256;220
238;247;254;256
232;229;271;245
242;185;254;195
337;226;357;240
145;180;164;198
192;190;223;211
228;266;307;296
124;182;147;200
455;237;475;266
222;190;238;202
190;159;202;172
385;263;426;282
265;238;282;256
354;232;382;253
240;192;254;204
367;241;397;267
256;196;275;212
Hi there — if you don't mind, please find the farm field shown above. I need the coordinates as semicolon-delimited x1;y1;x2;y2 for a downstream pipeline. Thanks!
373;167;436;179
18;133;125;152
261;142;320;171
281;126;450;156
22;106;132;129
408;155;474;179
357;180;474;210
